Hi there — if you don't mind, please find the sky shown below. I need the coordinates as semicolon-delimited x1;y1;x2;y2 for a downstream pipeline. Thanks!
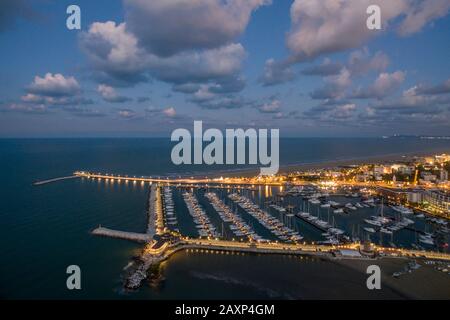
0;0;450;138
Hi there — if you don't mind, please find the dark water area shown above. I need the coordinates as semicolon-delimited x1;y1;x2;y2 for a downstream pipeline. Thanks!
1;138;450;299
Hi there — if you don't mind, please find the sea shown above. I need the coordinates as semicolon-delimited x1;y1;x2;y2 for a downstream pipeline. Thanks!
1;137;450;299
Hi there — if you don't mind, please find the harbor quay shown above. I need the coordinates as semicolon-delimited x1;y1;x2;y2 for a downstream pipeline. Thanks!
84;174;450;290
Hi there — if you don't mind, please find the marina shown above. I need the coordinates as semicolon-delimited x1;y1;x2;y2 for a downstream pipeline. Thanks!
183;191;220;238
24;167;450;295
228;193;303;243
205;192;261;241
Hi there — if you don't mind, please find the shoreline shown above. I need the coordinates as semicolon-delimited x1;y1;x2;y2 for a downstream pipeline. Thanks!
335;257;450;299
187;146;450;178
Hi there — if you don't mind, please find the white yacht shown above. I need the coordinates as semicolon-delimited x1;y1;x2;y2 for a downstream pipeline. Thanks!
364;227;376;233
391;205;414;215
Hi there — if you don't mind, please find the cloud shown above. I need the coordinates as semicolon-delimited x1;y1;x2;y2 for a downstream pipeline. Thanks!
117;108;139;120
260;59;295;86
124;0;270;57
257;99;282;113
398;0;450;36
310;68;352;100
79;21;151;85
21;93;93;107
301;58;343;76
80;21;247;89
414;78;450;95
286;0;408;62
97;84;131;103
173;83;201;94
189;85;216;103
0;102;48;114
351;71;405;99
162;107;177;118
64;106;107;118
261;0;447;86
19;73;91;108
149;43;246;84
300;76;450;129
208;76;246;94
27;73;80;97
303;102;358;124
347;49;389;76
197;96;251;110
364;82;450;125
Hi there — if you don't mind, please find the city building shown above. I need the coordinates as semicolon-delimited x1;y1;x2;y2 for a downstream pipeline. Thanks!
439;169;448;182
423;190;450;215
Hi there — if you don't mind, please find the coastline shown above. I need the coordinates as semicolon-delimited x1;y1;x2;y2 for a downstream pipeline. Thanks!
335;257;450;299
196;146;450;178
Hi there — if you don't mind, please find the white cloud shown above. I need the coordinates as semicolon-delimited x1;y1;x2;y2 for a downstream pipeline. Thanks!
163;107;177;118
28;73;80;97
287;0;408;62
352;71;405;99
398;0;450;36
124;0;270;56
258;100;281;113
310;68;352;100
97;84;130;103
262;0;449;86
347;49;389;76
80;21;246;87
260;59;295;86
118;109;138;119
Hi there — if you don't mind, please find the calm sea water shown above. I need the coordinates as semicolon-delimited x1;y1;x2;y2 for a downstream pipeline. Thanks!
1;138;450;299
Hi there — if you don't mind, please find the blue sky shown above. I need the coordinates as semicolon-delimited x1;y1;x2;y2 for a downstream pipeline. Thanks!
1;0;449;137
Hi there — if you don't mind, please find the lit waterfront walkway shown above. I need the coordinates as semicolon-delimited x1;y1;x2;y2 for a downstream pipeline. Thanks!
147;184;157;237
74;171;281;186
179;239;450;261
90;227;450;262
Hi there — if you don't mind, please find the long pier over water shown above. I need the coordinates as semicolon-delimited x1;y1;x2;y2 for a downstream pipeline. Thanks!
73;171;282;186
33;175;79;186
92;227;152;242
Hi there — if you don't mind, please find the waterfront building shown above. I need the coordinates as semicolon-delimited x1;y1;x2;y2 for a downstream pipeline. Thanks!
439;169;448;182
377;187;408;203
423;190;450;216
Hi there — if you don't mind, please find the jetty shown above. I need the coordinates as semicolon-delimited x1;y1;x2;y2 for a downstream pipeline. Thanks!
33;175;79;186
91;226;152;243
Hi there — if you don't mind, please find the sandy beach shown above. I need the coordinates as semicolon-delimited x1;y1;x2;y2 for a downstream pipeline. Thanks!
201;146;450;178
335;257;450;299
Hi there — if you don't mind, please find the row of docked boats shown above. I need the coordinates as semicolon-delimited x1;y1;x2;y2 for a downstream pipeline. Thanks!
390;205;414;215
363;201;414;234
228;193;303;242
183;192;220;238
295;211;346;244
308;197;376;214
205;192;265;242
163;187;178;227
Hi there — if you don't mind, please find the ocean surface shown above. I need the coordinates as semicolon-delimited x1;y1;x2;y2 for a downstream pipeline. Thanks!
1;137;450;299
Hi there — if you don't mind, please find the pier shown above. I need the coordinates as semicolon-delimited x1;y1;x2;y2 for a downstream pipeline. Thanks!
91;226;450;262
91;226;152;243
73;171;282;186
33;175;79;186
